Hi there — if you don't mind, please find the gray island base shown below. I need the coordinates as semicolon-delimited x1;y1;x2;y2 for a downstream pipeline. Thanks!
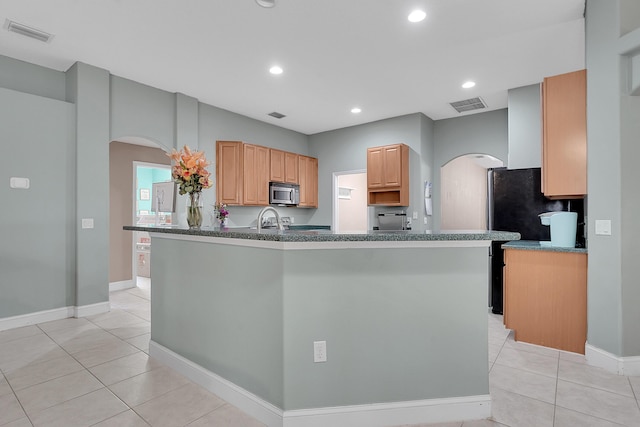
126;227;519;427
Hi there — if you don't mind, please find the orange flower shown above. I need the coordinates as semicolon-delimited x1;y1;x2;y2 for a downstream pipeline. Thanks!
167;145;213;195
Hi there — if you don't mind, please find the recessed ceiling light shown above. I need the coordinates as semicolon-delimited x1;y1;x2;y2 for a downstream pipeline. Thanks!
351;107;362;114
462;81;476;89
256;0;276;8
269;65;283;75
408;10;426;23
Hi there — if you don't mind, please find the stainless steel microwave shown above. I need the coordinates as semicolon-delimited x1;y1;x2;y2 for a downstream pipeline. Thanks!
269;182;300;206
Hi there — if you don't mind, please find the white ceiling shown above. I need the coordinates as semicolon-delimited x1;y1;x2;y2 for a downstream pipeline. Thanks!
0;0;585;135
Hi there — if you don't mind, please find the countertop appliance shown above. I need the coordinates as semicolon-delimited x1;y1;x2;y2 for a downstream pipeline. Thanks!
488;167;584;314
377;211;409;230
269;182;299;206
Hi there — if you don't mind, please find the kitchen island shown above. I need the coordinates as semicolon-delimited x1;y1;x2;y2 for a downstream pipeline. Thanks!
124;226;519;427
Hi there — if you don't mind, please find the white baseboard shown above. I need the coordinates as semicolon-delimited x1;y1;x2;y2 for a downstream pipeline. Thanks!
282;395;491;427
149;341;492;427
109;279;135;292
149;341;284;427
585;342;640;376
0;301;111;332
0;306;74;332
74;301;111;318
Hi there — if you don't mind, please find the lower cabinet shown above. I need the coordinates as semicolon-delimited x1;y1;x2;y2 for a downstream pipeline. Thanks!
504;248;587;354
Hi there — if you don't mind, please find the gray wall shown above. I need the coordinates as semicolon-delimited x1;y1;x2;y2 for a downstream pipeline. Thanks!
150;238;490;410
110;76;177;151
586;0;640;357
0;87;76;317
508;84;542;169
0;56;67;101
432;109;509;230
308;113;434;228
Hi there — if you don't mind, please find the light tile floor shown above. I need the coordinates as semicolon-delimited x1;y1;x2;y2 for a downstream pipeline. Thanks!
1;280;639;426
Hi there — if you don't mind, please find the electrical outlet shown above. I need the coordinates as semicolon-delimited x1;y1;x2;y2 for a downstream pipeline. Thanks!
313;341;327;363
81;218;94;229
412;211;418;220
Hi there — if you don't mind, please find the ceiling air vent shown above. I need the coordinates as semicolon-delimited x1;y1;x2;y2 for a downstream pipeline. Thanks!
5;20;53;43
449;97;487;113
268;111;286;119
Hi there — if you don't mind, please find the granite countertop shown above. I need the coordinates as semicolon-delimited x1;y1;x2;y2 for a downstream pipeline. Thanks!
502;240;588;254
124;225;520;243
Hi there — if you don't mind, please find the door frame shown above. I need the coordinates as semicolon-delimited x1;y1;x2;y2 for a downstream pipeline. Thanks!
332;169;369;233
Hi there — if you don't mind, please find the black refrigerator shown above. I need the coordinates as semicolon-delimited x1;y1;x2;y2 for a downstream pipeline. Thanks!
487;167;584;314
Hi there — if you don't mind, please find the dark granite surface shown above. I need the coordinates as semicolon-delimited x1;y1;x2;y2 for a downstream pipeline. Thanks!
124;225;520;243
502;240;588;254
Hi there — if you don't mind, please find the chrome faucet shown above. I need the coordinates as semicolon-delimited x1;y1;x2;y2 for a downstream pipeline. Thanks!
257;206;283;231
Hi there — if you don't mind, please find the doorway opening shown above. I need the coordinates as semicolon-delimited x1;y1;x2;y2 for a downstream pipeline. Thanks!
133;162;172;287
440;154;503;230
333;170;370;233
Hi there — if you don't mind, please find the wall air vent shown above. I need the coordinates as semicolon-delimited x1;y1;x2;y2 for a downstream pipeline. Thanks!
449;97;487;113
268;111;286;119
5;20;53;43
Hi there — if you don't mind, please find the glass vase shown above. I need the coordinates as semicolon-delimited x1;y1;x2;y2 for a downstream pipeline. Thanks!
186;192;203;230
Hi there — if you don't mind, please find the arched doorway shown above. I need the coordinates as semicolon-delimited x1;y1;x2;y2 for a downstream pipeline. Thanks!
440;154;503;230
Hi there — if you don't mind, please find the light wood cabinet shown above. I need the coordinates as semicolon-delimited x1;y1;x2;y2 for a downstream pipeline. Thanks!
504;248;587;354
217;141;316;207
542;69;587;199
243;144;270;206
284;151;299;183
367;143;409;206
298;155;318;208
216;141;243;205
270;149;299;184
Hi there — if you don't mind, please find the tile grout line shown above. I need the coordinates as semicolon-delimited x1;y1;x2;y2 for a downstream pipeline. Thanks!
551;350;560;426
32;320;152;424
1;369;35;427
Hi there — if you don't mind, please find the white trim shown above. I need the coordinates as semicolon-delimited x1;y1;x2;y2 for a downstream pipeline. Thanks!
74;301;111;318
586;342;640;376
149;341;284;427
0;306;73;332
282;395;491;427
109;279;135;292
150;232;491;250
150;340;491;427
0;302;111;332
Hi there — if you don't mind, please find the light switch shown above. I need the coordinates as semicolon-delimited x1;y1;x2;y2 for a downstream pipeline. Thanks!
595;220;611;236
81;218;94;229
10;177;30;189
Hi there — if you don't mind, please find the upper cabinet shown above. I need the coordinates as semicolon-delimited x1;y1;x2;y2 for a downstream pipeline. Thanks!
216;141;243;205
270;149;299;184
298;155;318;208
542;69;587;199
217;141;317;208
243;144;270;206
367;143;409;206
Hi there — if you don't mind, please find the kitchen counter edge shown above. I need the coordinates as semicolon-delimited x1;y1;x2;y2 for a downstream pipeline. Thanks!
502;240;587;254
124;226;520;243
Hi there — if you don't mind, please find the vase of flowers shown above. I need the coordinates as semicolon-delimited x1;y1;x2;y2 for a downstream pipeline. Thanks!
214;203;229;228
167;145;213;230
